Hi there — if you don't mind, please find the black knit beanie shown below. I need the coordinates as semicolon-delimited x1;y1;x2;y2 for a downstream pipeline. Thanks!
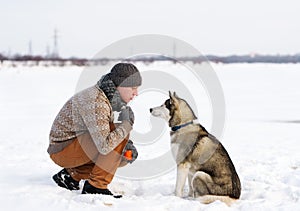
110;63;142;87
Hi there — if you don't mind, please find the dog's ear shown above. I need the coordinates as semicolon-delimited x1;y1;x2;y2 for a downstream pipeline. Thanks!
169;91;178;105
169;91;173;98
173;92;179;99
169;91;175;101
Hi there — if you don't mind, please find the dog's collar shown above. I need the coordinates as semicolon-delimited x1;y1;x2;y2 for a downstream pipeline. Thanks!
171;121;194;132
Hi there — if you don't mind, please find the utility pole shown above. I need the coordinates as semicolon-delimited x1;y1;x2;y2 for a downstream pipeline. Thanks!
52;28;59;58
28;40;32;56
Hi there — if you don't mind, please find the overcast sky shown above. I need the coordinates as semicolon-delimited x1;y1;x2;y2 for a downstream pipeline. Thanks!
1;0;299;58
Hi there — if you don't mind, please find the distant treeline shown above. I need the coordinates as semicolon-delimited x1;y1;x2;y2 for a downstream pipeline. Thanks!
206;54;300;64
1;53;300;66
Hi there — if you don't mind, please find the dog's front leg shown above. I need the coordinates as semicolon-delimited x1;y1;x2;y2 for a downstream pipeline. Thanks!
175;162;190;197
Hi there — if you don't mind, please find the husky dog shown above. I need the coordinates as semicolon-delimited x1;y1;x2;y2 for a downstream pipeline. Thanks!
150;92;241;205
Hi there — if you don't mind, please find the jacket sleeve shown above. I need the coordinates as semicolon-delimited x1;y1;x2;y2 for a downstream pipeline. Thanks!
75;92;132;155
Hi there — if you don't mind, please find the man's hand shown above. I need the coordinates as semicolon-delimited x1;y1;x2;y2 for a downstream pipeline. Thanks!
122;140;138;164
118;106;135;126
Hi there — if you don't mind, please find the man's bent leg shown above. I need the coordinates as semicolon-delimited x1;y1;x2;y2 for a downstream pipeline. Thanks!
88;139;128;189
50;133;99;181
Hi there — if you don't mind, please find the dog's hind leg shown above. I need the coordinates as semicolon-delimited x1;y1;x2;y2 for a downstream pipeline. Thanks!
191;171;211;197
175;162;191;197
192;171;231;197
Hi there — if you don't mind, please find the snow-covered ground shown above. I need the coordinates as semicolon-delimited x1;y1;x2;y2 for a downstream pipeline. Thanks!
0;62;300;210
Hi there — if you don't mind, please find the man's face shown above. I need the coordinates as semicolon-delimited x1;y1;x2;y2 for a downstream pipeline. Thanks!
117;86;139;103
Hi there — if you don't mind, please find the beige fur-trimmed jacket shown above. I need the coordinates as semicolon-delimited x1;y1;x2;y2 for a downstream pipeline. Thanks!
47;85;132;155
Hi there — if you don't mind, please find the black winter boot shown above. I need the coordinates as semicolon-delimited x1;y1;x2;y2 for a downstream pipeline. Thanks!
82;181;122;198
52;168;80;190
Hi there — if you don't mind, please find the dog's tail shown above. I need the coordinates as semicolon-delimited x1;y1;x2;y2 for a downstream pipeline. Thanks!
197;195;237;206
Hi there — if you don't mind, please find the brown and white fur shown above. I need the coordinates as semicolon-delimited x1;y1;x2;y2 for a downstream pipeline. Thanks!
150;91;241;206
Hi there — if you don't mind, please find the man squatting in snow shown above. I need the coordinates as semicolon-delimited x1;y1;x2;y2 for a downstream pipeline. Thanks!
47;63;142;198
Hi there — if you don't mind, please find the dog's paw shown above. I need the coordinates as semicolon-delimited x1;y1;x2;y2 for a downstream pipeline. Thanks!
175;190;183;197
188;190;194;197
